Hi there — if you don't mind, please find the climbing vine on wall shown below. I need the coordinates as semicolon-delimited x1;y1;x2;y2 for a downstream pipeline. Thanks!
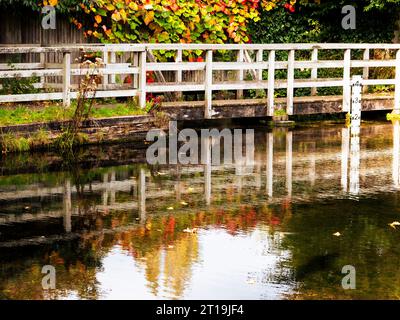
58;0;298;46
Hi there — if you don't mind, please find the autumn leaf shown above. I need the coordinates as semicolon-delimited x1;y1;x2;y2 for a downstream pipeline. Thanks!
95;15;102;23
105;3;115;11
128;2;138;11
144;11;154;25
111;11;121;22
49;0;58;6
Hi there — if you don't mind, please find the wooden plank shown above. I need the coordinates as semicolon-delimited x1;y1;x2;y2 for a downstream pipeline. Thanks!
147;62;205;71
267;50;275;116
70;67;140;76
0;63;44;70
311;48;318;96
257;49;263;81
0;92;62;103
176;49;183;100
237;49;244;99
62;52;71;107
0;69;62;78
213;61;269;71
147;83;205;93
362;49;369;94
343;49;351;112
205;50;213;119
395;49;400;113
138;50;146;109
287;49;295;115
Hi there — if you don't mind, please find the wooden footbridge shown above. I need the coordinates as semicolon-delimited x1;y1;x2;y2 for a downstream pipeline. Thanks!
0;43;399;118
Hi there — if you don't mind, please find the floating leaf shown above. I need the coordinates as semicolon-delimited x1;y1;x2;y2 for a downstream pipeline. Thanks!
389;221;400;229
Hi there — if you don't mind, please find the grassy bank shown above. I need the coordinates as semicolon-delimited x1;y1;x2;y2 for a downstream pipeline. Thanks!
0;101;146;127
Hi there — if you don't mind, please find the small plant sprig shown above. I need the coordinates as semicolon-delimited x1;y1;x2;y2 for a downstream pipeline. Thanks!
55;53;104;156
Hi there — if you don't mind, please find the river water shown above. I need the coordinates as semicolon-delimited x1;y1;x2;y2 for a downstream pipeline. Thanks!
1;121;400;300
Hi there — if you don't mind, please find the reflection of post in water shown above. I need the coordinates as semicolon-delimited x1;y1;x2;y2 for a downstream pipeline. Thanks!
349;133;360;195
175;164;181;201
138;168;146;223
393;121;400;187
109;170;116;205
341;127;350;192
63;178;72;233
266;132;273;197
286;130;293;196
203;136;212;205
102;173;108;206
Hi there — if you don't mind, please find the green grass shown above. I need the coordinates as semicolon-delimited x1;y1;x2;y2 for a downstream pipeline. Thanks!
0;102;146;126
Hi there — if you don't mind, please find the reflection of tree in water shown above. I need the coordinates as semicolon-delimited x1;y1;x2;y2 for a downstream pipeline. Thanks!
0;239;102;299
279;195;400;299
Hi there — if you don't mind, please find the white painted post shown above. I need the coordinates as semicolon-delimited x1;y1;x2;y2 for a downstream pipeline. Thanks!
102;49;109;89
362;48;369;94
343;49;351;112
110;51;116;84
267;50;276;117
349;75;362;196
237;49;244;99
138;50;147;109
395;49;400;114
133;52;139;89
205;49;213;119
311;48;318;96
40;52;45;89
287;50;295;115
62;52;71;107
257;49;263;81
176;49;183;100
351;75;362;136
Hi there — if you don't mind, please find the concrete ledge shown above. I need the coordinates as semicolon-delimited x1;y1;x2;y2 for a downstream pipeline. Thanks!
162;94;394;120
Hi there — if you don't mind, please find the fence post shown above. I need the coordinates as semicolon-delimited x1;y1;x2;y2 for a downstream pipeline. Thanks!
102;49;109;89
205;49;213;119
138;49;147;109
257;49;263;81
351;75;362;136
62;51;71;108
311;48;318;96
110;51;116;84
267;50;275;117
395;49;400;114
40;52;46;89
176;49;183;100
237;49;244;99
362;48;369;94
343;49;351;112
287;49;295;115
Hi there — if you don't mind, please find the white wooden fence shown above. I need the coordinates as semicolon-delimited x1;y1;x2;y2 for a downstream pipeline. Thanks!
1;43;400;118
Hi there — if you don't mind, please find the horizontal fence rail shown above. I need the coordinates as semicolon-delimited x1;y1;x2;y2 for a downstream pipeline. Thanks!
0;43;400;117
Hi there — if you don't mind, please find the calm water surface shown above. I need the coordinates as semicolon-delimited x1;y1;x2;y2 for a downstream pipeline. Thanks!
1;122;400;300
